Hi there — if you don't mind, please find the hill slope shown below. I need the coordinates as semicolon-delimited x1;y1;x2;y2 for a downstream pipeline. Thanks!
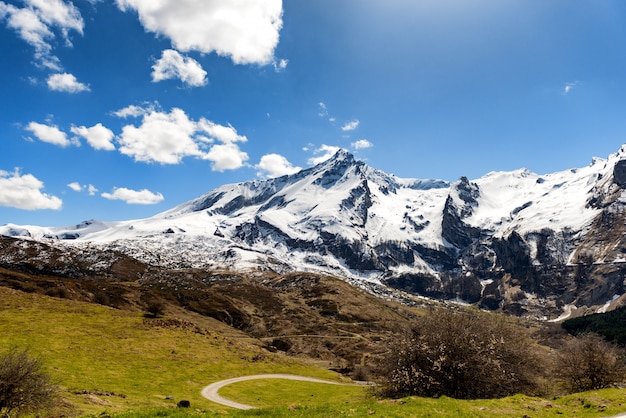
3;146;626;318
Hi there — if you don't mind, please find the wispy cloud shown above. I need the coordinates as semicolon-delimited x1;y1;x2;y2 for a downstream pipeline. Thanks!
0;0;84;70
318;102;328;117
307;144;340;165
67;182;98;195
563;81;577;95
273;58;288;72
351;139;373;150
101;187;164;205
341;119;360;131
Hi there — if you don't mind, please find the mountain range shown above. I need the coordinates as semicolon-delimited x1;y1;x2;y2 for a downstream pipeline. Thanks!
3;147;626;319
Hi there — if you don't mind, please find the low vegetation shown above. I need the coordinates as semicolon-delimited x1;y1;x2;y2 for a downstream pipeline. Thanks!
0;347;58;417
562;305;626;345
0;245;625;416
554;333;626;392
378;308;545;399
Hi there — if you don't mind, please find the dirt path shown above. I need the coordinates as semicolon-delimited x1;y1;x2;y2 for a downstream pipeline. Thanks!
200;374;357;410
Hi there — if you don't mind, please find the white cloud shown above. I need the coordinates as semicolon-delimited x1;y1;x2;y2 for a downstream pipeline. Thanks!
118;108;201;164
47;72;90;92
70;123;115;151
26;121;71;147
101;187;164;205
256;153;301;178
152;49;207;87
112;104;153;118
115;0;283;65
117;107;249;170
351;139;373;150
67;181;82;192
0;0;83;69
318;102;328;117
307;144;340;165
68;182;97;195
341;120;360;131
0;168;62;210
563;81;577;95
273;58;288;72
198;120;247;144
203;142;249;171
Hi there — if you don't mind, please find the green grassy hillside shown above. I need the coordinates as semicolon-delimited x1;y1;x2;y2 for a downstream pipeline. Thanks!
2;286;626;417
0;287;348;416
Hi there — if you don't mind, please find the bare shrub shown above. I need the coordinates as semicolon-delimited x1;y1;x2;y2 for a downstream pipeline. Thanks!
0;348;58;417
145;299;166;318
554;333;626;392
378;308;544;399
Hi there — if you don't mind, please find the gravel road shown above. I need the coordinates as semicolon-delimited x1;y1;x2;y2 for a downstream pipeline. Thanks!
200;373;355;410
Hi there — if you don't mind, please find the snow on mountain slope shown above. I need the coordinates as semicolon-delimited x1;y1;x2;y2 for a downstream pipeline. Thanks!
3;146;626;318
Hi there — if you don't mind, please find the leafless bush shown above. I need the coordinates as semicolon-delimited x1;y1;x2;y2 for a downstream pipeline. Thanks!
554;333;626;392
145;299;166;318
0;348;58;417
378;308;544;399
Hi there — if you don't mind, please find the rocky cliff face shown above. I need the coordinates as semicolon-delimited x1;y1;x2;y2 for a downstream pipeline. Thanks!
3;147;626;319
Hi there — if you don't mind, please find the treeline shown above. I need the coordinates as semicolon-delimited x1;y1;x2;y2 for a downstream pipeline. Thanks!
562;305;626;345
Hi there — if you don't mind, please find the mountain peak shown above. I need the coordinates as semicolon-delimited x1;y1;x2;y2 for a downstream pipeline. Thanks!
321;148;355;166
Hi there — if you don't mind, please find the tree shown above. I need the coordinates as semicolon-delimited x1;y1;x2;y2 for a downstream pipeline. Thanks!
378;308;544;399
554;333;626;392
145;299;166;318
0;348;58;417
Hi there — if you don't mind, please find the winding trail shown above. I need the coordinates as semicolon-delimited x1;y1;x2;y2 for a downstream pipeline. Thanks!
200;374;358;410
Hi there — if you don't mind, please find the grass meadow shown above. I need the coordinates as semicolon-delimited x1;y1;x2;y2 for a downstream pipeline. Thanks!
1;286;625;417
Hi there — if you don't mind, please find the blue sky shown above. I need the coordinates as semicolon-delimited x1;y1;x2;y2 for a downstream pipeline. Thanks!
2;0;626;226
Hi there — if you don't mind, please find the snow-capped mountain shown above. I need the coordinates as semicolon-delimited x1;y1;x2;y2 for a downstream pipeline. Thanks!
3;147;626;319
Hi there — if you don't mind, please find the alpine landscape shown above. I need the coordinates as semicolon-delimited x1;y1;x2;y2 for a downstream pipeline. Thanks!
4;147;626;320
2;1;626;417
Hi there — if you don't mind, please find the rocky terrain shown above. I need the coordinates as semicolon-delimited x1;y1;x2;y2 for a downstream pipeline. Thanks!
3;146;626;319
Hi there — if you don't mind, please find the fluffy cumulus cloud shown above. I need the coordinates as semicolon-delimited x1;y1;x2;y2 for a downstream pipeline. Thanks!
26;121;71;147
203;143;249;172
116;105;249;170
101;187;164;204
0;169;62;210
47;72;89;92
256;153;301;178
351;139;373;149
117;107;201;164
70;123;115;150
307;144;340;165
341;120;360;131
0;0;83;69
152;49;207;87
115;0;283;65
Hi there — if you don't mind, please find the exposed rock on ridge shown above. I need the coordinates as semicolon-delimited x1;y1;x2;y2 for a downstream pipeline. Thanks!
3;147;626;319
